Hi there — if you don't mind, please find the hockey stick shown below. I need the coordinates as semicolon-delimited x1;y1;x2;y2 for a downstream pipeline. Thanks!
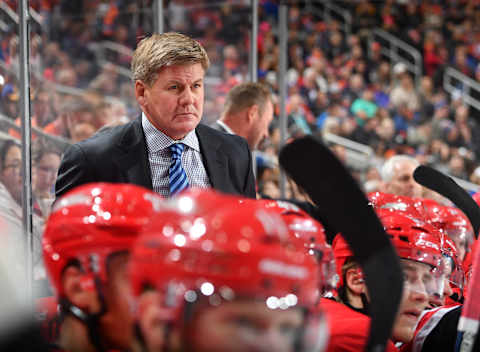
411;165;480;352
413;165;480;238
279;136;403;352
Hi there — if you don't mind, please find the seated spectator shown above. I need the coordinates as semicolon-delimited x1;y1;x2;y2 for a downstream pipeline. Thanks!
351;89;378;127
286;94;314;135
470;166;480;186
381;154;423;198
1;84;19;119
70;122;97;143
43;98;95;140
390;73;419;113
32;140;61;219
0;139;44;278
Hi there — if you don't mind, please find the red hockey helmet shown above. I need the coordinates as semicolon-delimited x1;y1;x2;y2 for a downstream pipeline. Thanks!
256;199;337;293
169;187;244;216
367;192;425;220
331;234;355;289
43;183;163;298
333;208;445;296
377;208;445;296
427;205;474;261
440;232;464;289
130;200;327;351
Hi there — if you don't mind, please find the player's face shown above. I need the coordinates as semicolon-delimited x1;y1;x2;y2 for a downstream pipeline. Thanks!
393;260;431;343
136;291;170;352
429;256;453;308
100;253;135;349
136;63;205;140
184;300;304;352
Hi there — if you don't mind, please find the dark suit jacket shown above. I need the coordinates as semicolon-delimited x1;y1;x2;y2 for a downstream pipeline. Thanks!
55;117;256;199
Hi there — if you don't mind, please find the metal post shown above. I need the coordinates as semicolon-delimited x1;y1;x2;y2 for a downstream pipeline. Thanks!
154;0;164;34
18;0;33;307
278;2;288;198
249;0;259;181
249;0;258;83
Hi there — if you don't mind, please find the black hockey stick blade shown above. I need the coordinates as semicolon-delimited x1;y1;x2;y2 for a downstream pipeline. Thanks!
413;165;480;238
279;136;403;352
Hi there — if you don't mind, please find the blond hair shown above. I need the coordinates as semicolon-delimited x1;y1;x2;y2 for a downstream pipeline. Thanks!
223;82;272;116
131;32;210;87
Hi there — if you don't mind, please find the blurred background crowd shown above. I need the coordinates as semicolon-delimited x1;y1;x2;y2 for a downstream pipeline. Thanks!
1;0;480;226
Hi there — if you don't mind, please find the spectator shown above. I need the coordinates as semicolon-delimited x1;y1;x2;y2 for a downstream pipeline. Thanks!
381;155;423;198
0;139;44;274
32;140;61;219
43;98;95;140
1;84;19;119
390;73;419;113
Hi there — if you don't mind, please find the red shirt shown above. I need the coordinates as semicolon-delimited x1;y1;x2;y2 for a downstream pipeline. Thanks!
322;298;398;352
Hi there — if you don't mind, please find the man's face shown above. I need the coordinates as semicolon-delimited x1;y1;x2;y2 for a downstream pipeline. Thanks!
34;92;52;125
385;161;422;198
392;260;431;343
184;300;304;352
34;152;61;195
136;63;205;140
1;145;22;203
100;253;135;349
248;100;274;150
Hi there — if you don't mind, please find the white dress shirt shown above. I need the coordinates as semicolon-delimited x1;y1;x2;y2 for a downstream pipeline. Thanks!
142;113;211;197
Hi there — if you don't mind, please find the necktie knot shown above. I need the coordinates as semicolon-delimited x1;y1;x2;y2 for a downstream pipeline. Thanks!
169;143;185;160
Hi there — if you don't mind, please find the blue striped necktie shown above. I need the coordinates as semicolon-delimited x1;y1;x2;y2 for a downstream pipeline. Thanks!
169;143;189;196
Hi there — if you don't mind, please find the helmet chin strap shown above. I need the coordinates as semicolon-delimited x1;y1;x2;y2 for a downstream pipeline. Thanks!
61;276;108;352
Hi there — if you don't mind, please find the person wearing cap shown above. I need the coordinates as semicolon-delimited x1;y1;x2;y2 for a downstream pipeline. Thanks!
0;83;19;119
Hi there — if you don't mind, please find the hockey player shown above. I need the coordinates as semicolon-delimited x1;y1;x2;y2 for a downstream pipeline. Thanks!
326;209;445;351
42;183;162;352
129;197;329;352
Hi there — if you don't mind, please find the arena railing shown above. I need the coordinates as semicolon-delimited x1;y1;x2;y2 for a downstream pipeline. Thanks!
444;66;480;113
323;132;374;171
0;113;72;151
0;2;43;31
368;28;422;87
305;1;352;37
324;132;480;194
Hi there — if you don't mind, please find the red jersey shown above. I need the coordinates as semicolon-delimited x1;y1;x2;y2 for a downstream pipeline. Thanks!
322;298;398;352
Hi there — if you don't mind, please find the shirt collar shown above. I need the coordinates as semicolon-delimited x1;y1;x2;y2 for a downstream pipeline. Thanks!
142;112;200;153
216;119;235;135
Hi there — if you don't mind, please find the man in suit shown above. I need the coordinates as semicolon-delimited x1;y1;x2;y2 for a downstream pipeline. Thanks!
211;82;274;150
55;33;256;199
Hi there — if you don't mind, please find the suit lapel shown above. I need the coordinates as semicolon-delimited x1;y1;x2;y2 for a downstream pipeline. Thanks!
113;117;153;190
196;124;228;191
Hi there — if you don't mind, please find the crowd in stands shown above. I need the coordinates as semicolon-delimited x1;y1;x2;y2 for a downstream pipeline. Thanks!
1;0;480;206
